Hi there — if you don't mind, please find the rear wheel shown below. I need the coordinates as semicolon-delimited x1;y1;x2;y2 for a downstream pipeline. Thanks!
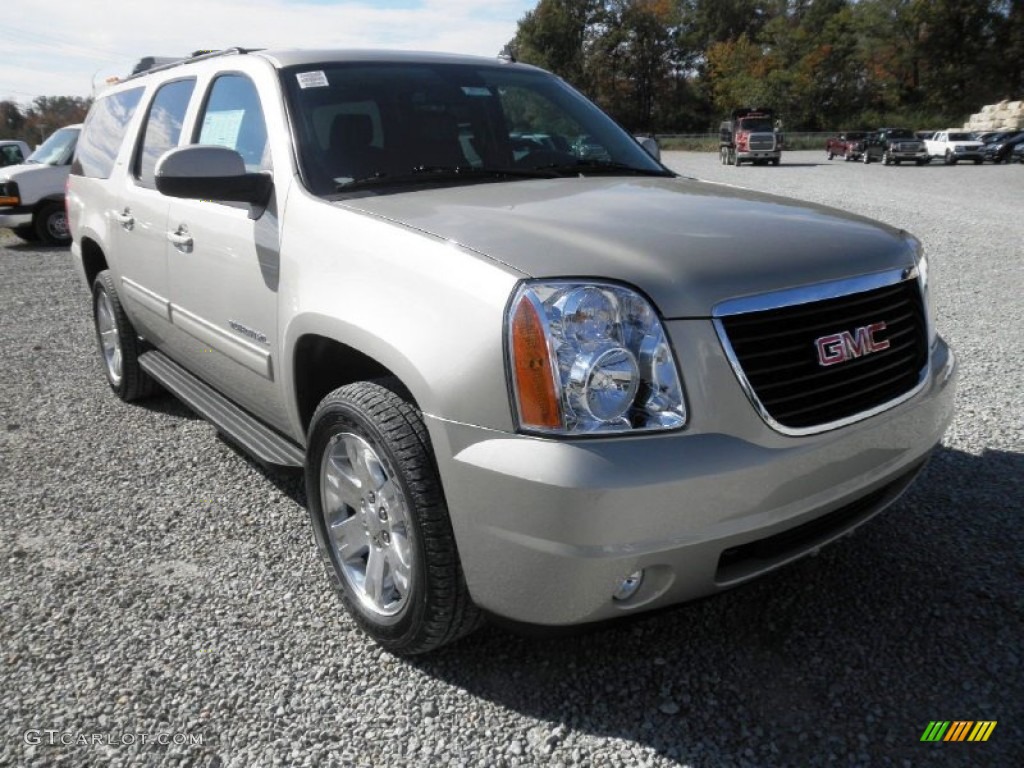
92;270;160;401
34;201;71;246
827;149;834;160
306;380;482;654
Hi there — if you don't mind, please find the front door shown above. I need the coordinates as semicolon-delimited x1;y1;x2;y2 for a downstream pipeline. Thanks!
164;73;287;431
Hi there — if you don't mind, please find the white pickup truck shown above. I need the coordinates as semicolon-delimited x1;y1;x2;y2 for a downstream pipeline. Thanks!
925;130;984;165
0;125;80;245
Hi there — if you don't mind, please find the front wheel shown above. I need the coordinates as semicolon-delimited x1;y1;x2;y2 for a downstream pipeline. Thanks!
827;150;834;160
945;151;957;165
305;380;481;654
732;150;741;167
34;201;71;246
92;270;159;401
863;152;871;164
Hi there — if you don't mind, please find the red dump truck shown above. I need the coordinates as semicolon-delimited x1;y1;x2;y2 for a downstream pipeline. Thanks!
719;108;783;166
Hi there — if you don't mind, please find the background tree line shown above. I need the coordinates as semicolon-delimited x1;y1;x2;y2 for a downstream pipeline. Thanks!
510;0;1024;132
0;96;91;145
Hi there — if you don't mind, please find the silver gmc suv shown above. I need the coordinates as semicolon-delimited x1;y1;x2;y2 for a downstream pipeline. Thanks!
68;48;957;654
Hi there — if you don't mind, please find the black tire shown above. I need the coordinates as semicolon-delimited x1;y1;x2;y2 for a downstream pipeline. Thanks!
863;152;871;164
827;150;834;160
12;224;39;242
771;157;780;166
305;379;481;654
894;159;901;165
92;270;160;402
945;151;956;165
732;150;741;167
34;201;71;246
973;159;982;165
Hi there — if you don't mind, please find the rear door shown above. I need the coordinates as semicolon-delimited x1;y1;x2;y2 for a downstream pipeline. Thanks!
112;78;196;344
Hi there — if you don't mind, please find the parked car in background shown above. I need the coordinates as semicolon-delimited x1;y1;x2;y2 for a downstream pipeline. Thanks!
1012;142;1024;163
915;131;937;142
980;132;1024;163
0;139;31;167
924;130;984;165
825;131;868;161
0;125;80;244
862;128;928;165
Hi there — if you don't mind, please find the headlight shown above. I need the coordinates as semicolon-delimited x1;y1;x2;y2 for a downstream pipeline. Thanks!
507;281;686;435
907;236;936;344
0;180;20;207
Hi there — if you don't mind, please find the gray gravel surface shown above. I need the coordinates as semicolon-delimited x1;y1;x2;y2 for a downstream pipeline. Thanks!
1;151;1021;767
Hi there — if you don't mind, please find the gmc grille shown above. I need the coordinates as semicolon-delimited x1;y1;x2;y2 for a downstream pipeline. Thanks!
718;279;929;431
748;134;775;151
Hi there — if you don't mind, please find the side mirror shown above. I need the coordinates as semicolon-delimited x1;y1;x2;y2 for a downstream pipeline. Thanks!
155;145;272;215
635;135;660;162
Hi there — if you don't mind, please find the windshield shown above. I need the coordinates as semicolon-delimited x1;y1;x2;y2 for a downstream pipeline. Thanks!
738;118;774;133
886;129;913;139
280;61;669;196
28;127;80;166
948;133;972;141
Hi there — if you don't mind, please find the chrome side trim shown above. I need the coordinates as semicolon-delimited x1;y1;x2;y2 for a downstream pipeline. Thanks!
169;304;273;380
121;277;171;321
712;269;929;437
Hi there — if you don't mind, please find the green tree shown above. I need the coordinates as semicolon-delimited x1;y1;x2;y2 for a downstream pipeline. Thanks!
0;100;26;139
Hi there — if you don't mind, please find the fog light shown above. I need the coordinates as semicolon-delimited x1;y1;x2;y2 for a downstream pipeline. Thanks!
612;570;644;601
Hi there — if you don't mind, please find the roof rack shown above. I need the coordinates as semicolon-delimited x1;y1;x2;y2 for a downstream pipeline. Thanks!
123;47;263;81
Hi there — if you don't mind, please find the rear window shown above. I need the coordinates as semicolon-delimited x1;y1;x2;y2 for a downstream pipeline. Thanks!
73;87;145;178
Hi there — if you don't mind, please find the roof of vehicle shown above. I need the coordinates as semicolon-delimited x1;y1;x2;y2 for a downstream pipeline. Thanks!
120;47;541;84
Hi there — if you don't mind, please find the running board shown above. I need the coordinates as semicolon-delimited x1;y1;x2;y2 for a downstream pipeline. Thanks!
139;350;305;470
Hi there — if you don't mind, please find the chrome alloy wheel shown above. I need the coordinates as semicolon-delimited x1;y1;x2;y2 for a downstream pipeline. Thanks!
95;289;123;386
320;432;414;618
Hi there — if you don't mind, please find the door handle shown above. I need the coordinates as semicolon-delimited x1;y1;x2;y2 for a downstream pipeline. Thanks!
113;209;134;230
167;226;193;251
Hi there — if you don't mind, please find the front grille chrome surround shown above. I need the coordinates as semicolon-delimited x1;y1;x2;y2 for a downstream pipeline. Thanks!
713;268;930;437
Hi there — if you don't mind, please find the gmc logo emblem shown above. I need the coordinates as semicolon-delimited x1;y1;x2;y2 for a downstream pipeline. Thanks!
815;322;890;366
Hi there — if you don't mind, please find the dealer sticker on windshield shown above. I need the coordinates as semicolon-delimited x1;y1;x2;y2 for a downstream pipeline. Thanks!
297;71;329;89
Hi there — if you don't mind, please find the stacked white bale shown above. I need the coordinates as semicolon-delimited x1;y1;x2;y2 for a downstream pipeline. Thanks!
962;100;1024;131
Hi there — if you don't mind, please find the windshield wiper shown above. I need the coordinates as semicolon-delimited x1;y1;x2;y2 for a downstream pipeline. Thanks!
534;160;671;177
335;165;556;192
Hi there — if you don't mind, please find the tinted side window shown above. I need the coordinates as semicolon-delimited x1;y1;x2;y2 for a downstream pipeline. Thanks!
72;87;144;178
196;75;270;171
135;78;195;189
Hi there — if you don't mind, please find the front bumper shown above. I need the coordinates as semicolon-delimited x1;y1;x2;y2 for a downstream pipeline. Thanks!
428;329;956;626
889;150;928;161
0;209;31;229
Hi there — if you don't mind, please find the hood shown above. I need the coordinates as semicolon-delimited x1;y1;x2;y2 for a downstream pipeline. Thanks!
339;176;916;318
0;162;65;182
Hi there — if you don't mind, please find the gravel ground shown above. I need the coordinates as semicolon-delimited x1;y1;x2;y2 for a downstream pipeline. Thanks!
1;151;1021;767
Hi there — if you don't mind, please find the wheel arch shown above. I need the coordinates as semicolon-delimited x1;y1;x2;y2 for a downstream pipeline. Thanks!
79;237;109;288
290;326;426;439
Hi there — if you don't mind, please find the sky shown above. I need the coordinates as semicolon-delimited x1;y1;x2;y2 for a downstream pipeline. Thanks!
0;0;537;104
